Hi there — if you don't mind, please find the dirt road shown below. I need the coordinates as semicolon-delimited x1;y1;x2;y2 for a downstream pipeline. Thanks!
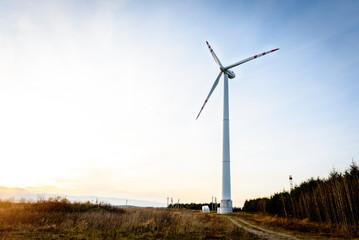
227;216;302;240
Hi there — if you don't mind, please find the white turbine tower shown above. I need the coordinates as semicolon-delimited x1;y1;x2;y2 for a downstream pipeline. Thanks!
197;41;279;214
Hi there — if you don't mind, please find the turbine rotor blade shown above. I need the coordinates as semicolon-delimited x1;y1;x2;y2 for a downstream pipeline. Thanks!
206;41;223;68
196;72;223;120
225;48;279;70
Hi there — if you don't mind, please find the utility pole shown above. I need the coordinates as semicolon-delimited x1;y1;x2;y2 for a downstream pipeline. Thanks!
171;197;173;209
211;196;214;212
167;197;169;208
215;197;217;212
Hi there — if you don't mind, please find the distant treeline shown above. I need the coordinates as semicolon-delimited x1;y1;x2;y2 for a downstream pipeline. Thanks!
243;161;359;226
167;203;241;212
168;203;218;210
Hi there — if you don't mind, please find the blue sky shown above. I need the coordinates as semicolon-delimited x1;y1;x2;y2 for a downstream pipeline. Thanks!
0;0;358;207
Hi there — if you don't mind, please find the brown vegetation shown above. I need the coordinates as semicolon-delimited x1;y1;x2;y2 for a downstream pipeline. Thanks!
0;197;255;239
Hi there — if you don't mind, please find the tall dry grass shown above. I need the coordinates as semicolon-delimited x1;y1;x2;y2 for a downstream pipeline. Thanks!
0;197;254;239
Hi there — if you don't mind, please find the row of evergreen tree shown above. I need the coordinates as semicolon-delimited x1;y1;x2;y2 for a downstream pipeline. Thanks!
242;162;359;226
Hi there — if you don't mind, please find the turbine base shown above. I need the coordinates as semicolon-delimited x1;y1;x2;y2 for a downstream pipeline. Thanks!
220;199;232;214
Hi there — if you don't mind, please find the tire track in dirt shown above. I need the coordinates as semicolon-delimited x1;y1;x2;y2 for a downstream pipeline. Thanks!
227;216;303;240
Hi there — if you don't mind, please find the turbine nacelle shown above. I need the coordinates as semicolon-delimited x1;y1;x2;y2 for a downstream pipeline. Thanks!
225;69;235;79
220;66;235;79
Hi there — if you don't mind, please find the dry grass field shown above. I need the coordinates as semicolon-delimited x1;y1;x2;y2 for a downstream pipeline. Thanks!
2;197;358;239
0;197;259;240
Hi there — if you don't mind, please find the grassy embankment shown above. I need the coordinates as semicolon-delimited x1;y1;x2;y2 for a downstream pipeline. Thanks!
0;197;257;240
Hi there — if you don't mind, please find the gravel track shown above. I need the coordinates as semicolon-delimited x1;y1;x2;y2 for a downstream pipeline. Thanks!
227;216;304;240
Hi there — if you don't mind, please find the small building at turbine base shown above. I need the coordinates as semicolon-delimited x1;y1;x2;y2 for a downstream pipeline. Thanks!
202;205;210;213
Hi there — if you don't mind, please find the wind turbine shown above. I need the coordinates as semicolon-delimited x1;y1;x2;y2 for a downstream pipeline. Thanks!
196;41;279;214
